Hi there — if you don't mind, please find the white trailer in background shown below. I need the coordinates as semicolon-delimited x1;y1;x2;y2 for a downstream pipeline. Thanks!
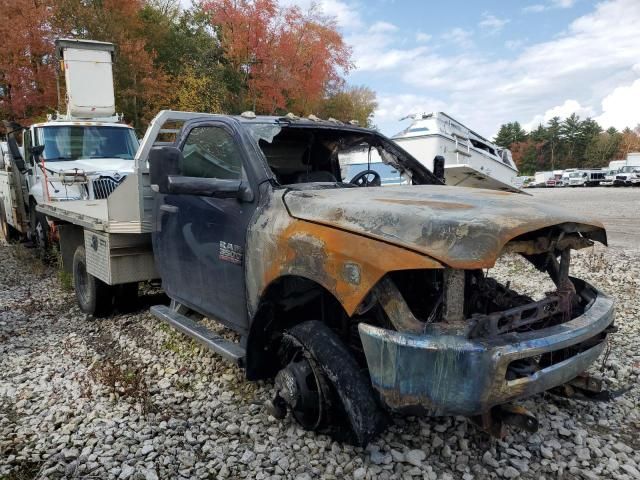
0;39;138;247
533;171;554;187
602;153;640;186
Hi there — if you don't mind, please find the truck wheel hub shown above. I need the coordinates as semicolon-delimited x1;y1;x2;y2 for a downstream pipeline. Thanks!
274;355;323;429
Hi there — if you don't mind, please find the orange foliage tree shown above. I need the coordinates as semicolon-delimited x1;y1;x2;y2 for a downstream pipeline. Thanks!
0;0;58;123
204;0;352;115
52;0;173;130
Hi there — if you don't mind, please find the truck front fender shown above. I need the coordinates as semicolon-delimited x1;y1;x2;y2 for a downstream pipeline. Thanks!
246;192;443;319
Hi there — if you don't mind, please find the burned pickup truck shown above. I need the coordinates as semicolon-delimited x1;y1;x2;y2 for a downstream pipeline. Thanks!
37;111;615;446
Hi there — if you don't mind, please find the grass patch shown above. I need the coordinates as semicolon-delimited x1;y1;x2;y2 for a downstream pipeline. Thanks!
585;249;613;274
90;361;153;413
57;269;73;292
0;461;42;480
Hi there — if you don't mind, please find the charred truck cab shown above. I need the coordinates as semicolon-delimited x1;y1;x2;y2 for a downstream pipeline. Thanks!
41;111;614;446
147;112;614;445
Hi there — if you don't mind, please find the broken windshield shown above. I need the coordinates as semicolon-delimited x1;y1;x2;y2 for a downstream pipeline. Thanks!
245;123;439;188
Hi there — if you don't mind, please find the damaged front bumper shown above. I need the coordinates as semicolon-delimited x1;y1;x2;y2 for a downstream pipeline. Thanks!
358;279;614;417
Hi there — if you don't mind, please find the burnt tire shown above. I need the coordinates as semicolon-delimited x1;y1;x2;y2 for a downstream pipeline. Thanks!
278;320;387;446
73;245;114;317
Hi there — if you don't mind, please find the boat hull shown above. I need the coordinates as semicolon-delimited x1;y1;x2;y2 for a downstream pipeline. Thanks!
394;134;520;192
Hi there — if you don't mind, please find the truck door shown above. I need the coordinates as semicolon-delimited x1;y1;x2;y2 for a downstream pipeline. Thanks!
154;122;256;332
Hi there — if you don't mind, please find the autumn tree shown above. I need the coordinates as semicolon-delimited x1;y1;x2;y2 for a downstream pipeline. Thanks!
175;65;227;113
617;127;640;158
584;130;621;167
0;0;58;125
204;0;352;114
317;85;377;127
51;0;173;131
496;115;640;172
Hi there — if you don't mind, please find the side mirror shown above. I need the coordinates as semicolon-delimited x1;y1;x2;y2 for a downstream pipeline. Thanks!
167;177;253;201
149;146;182;194
433;155;446;183
30;145;45;159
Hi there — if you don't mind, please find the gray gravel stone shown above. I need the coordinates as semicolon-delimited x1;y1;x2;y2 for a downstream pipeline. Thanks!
1;219;639;480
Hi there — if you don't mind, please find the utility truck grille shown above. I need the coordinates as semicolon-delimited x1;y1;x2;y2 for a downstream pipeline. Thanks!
92;176;126;199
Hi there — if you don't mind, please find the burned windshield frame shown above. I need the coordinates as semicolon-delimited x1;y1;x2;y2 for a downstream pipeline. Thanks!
244;122;442;187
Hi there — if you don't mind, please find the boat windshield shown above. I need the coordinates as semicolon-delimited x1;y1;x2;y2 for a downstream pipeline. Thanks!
36;126;139;161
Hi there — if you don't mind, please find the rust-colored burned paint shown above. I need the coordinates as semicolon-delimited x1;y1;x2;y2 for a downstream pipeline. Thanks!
266;220;442;315
245;191;442;317
282;185;607;270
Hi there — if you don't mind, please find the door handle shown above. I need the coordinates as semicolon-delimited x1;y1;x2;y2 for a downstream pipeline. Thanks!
160;204;179;213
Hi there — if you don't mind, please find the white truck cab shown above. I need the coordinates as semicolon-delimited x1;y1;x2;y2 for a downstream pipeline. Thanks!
0;38;138;247
23;119;138;204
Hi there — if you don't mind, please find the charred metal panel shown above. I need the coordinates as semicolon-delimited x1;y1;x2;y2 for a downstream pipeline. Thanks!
282;185;607;269
245;190;443;318
359;280;614;416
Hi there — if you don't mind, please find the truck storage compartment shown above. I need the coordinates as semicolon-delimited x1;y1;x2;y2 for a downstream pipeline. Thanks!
84;230;157;284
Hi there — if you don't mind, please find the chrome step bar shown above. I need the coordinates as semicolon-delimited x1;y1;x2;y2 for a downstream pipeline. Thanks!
150;305;245;366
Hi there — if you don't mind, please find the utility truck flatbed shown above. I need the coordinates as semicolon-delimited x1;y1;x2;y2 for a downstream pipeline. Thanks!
37;200;107;231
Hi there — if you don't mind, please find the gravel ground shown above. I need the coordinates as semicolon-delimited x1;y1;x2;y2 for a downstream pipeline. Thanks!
528;187;640;250
1;201;640;479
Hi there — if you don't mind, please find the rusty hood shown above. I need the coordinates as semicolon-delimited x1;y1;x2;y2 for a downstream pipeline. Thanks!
282;185;606;269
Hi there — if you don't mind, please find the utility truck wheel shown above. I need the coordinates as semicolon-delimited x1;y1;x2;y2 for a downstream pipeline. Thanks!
29;207;50;259
271;320;387;446
73;245;113;317
0;201;18;241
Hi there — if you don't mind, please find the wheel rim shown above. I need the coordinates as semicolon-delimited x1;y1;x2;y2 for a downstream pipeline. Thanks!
275;341;329;430
35;220;46;248
75;259;90;306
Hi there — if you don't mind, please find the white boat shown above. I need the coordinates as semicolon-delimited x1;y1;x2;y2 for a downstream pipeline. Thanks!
390;112;520;192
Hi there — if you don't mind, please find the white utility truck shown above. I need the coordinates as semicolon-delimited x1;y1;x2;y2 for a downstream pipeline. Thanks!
601;154;640;186
0;39;138;248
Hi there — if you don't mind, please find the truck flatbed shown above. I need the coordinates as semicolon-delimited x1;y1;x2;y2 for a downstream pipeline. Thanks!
38;198;149;234
37;200;107;231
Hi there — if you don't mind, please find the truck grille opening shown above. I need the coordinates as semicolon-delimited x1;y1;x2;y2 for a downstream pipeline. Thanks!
92;176;126;199
505;333;607;380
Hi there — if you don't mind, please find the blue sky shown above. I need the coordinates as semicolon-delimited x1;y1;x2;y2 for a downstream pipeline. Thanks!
280;0;640;138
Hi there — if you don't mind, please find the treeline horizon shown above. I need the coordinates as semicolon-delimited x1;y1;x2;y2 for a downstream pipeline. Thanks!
0;0;378;134
494;114;640;175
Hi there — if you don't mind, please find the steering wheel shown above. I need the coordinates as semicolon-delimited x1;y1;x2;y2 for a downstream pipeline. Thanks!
350;169;381;187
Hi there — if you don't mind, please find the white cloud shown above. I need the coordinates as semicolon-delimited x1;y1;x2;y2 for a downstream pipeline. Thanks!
523;100;595;130
375;94;448;133
347;21;428;71
552;0;576;8
280;0;363;28
595;79;640;130
523;0;576;13
478;12;509;35
368;21;397;33
505;39;524;50
416;31;432;43
441;27;474;48
360;0;640;136
523;4;547;13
